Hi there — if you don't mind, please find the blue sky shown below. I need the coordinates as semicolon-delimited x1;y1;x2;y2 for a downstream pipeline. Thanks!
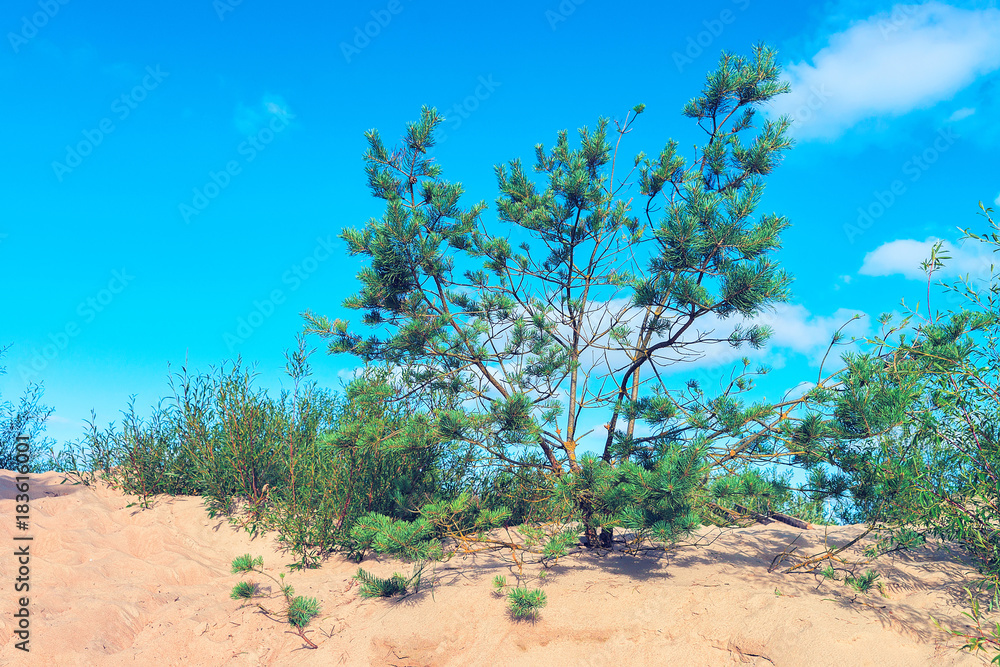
2;0;999;451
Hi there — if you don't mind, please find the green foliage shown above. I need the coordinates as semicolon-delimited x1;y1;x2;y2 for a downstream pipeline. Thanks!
0;344;54;472
349;492;518;561
42;337;469;568
844;570;880;595
541;529;580;559
349;513;441;560
475;455;557;526
230;581;258;599
804;204;1000;605
274;362;464;566
785;203;1000;661
287;596;321;628
558;450;704;547
305;44;807;552
933;588;1000;663
708;466;839;525
227;555;321;647
420;492;513;535
507;587;547;620
46;357;308;509
231;554;264;573
353;565;423;598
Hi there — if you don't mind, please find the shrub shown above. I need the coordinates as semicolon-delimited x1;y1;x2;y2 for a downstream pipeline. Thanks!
0;344;54;472
814;206;1000;600
47;336;470;568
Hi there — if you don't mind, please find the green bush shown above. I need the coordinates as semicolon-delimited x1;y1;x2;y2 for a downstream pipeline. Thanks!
805;205;1000;619
47;337;474;568
271;363;473;566
474;453;557;526
0;344;54;472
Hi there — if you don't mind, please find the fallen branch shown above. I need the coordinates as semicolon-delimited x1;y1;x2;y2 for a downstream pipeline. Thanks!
733;504;773;525
777;527;874;575
771;512;812;530
709;502;757;525
732;505;811;529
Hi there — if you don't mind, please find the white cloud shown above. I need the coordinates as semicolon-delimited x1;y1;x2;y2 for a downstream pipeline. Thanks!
948;107;976;122
994;191;1000;207
767;2;1000;140
859;236;996;280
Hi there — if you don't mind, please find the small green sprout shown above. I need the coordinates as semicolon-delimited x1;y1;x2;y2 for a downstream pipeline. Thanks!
230;581;258;599
845;570;881;595
508;587;547;620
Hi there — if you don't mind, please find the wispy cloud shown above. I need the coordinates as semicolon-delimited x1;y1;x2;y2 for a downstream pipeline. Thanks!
768;2;1000;140
948;107;976;122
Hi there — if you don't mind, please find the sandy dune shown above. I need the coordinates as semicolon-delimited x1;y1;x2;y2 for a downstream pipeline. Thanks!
0;470;993;666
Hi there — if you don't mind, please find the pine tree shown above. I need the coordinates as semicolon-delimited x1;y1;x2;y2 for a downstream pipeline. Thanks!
306;44;809;551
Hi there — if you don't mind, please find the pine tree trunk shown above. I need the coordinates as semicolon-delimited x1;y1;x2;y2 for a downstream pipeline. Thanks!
580;499;613;548
580;496;599;547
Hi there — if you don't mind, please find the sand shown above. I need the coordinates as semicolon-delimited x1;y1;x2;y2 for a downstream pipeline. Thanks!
0;469;993;666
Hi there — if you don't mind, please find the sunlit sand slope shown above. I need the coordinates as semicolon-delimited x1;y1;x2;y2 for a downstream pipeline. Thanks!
0;470;990;666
